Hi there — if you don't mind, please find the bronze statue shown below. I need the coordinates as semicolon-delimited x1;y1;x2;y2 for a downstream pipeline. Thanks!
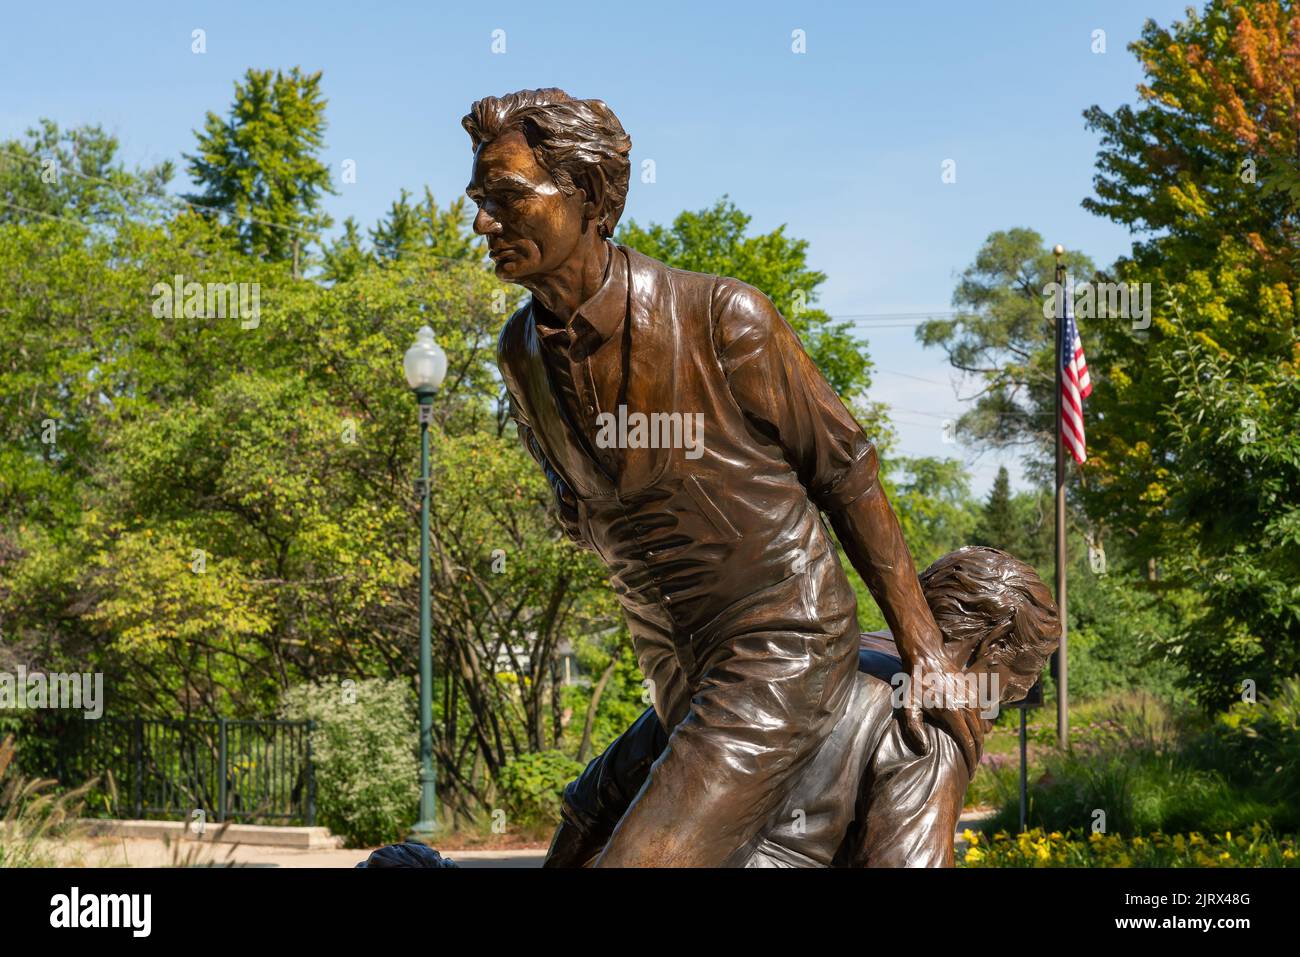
463;88;1002;867
545;546;1061;867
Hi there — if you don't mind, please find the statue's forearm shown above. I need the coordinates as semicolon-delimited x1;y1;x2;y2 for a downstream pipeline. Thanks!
829;481;944;665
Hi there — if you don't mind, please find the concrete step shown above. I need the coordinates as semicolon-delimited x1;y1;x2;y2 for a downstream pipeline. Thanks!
79;819;343;849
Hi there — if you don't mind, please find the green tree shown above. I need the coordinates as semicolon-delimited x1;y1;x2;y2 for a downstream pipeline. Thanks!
1078;0;1299;707
1009;487;1055;570
184;67;335;271
617;197;873;400
371;187;481;263
887;456;978;571
0;120;172;226
320;216;368;283
916;228;1096;478
974;466;1020;554
0;194;622;817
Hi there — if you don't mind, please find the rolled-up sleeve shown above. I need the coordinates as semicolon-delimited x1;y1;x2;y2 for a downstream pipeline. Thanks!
712;279;880;512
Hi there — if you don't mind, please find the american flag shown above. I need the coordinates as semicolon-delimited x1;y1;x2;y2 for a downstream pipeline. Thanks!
1059;282;1092;464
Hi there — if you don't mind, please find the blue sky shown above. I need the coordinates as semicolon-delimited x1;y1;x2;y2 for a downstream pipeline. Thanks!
1;0;1193;495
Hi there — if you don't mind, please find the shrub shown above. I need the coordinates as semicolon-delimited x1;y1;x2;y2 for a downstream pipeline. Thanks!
281;678;418;848
1188;677;1300;818
497;749;584;833
979;691;1298;836
1064;575;1188;704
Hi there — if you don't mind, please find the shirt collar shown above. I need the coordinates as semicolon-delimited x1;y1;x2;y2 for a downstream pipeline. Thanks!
533;242;627;352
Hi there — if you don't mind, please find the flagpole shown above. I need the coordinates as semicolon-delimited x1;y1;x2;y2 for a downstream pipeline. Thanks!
1053;244;1069;750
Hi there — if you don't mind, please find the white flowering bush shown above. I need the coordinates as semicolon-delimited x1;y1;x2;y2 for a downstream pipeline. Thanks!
281;678;418;847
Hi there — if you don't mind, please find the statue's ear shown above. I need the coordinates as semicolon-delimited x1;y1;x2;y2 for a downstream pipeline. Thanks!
578;168;610;235
970;617;1016;670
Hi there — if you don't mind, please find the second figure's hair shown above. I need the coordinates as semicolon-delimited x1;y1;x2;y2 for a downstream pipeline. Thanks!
919;546;1060;703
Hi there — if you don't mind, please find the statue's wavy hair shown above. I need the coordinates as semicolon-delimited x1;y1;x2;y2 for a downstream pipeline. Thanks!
919;546;1061;704
461;88;632;239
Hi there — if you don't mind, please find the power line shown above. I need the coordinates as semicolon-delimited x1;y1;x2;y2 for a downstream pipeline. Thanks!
875;368;954;387
890;405;1053;420
0;199;92;230
833;311;958;321
844;322;937;329
0;147;485;256
0;146;317;238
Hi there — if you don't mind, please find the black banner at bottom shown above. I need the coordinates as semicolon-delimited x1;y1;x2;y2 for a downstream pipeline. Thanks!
0;864;1291;945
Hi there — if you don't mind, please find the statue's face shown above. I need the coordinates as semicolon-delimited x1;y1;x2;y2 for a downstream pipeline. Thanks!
964;624;1040;709
466;129;588;284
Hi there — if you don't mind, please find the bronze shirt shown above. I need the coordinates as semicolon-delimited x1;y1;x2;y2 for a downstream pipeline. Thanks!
498;242;882;728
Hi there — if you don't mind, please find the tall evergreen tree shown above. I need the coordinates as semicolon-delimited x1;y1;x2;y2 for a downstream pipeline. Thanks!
974;466;1020;554
184;67;335;272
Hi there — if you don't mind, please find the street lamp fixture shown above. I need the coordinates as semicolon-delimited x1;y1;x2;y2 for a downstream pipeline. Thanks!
405;325;446;842
404;325;448;394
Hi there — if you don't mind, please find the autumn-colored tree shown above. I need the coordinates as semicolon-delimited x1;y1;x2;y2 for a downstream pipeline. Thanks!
1081;0;1299;707
1084;0;1298;273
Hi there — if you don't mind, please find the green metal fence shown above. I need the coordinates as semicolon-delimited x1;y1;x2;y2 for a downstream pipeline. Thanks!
48;717;315;825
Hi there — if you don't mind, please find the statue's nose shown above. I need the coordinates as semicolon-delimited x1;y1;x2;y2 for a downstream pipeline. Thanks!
473;206;501;236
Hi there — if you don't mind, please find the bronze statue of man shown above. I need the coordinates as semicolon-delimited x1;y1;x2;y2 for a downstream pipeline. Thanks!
463;88;986;867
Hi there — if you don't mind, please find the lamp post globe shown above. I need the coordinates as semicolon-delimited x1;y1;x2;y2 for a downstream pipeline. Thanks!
404;325;447;393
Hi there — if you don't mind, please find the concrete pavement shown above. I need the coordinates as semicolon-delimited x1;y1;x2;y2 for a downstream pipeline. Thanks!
48;809;997;867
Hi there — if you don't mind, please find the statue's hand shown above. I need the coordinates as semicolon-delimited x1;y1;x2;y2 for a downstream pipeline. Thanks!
898;650;986;778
